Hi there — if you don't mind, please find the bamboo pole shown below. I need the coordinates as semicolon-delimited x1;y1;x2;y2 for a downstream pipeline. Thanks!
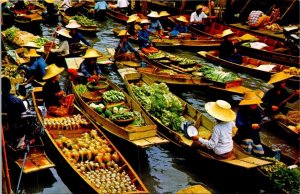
280;0;296;21
2;128;12;194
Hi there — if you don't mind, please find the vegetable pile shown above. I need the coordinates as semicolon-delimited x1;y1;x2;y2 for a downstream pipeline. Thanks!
198;66;240;83
132;82;187;132
33;37;50;47
103;90;125;103
4;26;20;41
55;130;139;193
4;26;39;46
73;15;96;26
44;114;89;130
148;51;165;59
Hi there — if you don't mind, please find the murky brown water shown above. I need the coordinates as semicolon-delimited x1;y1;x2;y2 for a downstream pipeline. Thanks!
7;18;299;194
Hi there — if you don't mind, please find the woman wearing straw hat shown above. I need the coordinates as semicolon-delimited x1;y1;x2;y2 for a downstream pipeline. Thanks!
117;0;129;15
42;64;65;108
79;48;102;80
219;29;242;64
262;72;300;116
235;91;264;156
192;100;236;159
18;48;47;82
190;5;207;31
114;30;142;62
42;0;58;22
138;19;159;54
170;16;188;37
126;14;141;37
66;20;92;47
147;11;163;36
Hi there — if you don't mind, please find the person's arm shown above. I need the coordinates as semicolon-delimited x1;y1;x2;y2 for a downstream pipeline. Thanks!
94;2;99;10
198;126;220;150
183;26;188;33
95;65;102;75
190;13;195;23
138;31;148;42
51;41;67;53
20;60;39;73
80;62;91;77
78;33;91;46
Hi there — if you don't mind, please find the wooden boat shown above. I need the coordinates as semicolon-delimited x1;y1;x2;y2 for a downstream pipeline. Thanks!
177;185;211;194
14;12;43;28
32;87;149;193
198;50;300;89
60;11;100;33
106;9;128;25
123;72;273;169
71;79;168;148
169;17;299;67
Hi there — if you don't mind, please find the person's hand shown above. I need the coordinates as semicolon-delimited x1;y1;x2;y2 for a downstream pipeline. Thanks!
272;105;279;111
55;91;65;98
296;90;300;95
191;136;199;141
251;123;260;130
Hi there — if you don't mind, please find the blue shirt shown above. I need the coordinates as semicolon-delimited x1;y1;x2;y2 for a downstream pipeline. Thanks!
80;60;102;78
115;40;139;56
138;29;150;48
94;1;109;11
69;31;91;46
148;19;162;33
21;57;47;82
173;24;188;33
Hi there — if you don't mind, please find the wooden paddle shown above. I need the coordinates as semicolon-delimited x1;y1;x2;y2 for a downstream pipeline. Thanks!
45;25;62;62
278;91;299;108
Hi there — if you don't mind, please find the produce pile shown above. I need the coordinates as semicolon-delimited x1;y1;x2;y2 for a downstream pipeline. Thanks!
33;37;50;47
75;84;89;95
170;57;196;66
274;111;300;134
73;15;96;26
260;157;300;193
55;130;139;193
44;114;89;130
158;69;176;75
103;90;125;103
198;66;241;83
147;51;165;59
283;67;300;76
2;65;25;81
4;26;38;46
132;82;187;132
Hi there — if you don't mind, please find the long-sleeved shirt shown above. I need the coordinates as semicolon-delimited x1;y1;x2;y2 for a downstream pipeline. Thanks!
190;11;207;23
51;40;70;56
69;31;91;46
21;57;47;82
43;80;62;107
138;29;150;49
115;40;138;56
198;121;234;155
94;1;109;11
80;60;102;78
148;19;162;33
61;0;72;11
117;0;129;8
173;24;188;33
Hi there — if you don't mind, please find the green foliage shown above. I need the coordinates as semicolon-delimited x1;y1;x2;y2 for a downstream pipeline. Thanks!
73;15;96;26
270;167;300;193
198;66;240;83
4;26;20;41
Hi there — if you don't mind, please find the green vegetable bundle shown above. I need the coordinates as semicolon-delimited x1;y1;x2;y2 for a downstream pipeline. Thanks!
199;66;240;83
4;26;20;41
103;90;125;103
73;15;96;26
148;51;166;59
33;37;50;47
75;84;88;95
110;111;134;121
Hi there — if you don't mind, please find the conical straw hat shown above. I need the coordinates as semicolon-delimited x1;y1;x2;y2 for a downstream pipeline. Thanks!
127;14;140;23
22;41;40;49
1;0;8;3
118;30;131;36
43;64;65;80
176;16;188;23
147;11;160;18
254;89;264;99
66;20;81;29
239;91;263;105
267;71;294;84
56;28;72;38
159;11;170;17
82;48;101;58
45;0;55;3
140;19;151;25
222;29;235;38
196;5;203;10
25;48;40;57
205;100;236;122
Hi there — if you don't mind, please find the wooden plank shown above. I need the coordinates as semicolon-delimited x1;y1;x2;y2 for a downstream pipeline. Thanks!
128;130;157;141
143;136;169;144
223;159;259;168
240;157;273;166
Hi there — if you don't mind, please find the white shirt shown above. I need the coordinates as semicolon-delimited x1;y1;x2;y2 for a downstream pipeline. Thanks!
61;0;72;11
199;121;234;155
117;0;129;8
190;11;207;23
51;40;69;56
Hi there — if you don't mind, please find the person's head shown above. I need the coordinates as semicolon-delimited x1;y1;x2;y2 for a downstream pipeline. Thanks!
239;91;263;110
82;48;101;63
1;0;8;5
274;80;286;89
205;100;236;122
118;30;130;42
2;77;11;94
25;49;41;62
140;19;150;30
43;64;65;81
56;28;72;41
147;11;160;21
66;20;81;33
268;71;294;88
175;16;188;26
196;5;203;14
221;29;235;40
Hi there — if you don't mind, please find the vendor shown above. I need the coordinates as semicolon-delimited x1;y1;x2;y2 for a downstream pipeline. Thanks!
170;16;188;37
190;5;207;31
147;11;163;36
42;0;58;20
219;29;242;64
66;20;92;47
79;48;102;79
126;14;140;37
50;28;71;57
158;11;171;31
94;0;110;20
138;19;158;53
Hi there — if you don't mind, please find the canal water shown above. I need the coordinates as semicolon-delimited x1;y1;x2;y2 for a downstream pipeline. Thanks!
7;18;299;194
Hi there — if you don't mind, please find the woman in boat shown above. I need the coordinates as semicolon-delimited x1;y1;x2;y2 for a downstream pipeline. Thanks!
190;5;208;31
247;10;269;29
170;16;188;37
114;30;142;62
42;0;58;21
235;91;264;156
147;11;163;36
50;28;71;57
66;20;92;48
94;0;110;21
18;47;47;82
192;100;236;159
267;4;281;25
158;11;171;32
262;72;300;116
79;48;102;80
138;19;159;54
126;14;140;38
219;29;242;64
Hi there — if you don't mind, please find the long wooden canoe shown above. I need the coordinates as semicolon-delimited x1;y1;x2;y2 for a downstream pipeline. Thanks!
106;9;129;25
71;80;168;148
198;50;300;89
123;72;273;169
32;87;149;193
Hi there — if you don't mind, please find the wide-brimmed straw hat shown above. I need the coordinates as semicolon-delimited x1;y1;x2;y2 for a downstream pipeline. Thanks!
127;14;140;23
43;64;65;80
1;0;8;4
159;11;170;17
56;28;72;38
196;5;203;10
268;71;294;84
82;48;101;58
176;16;188;23
239;91;263;105
66;20;81;29
147;11;160;18
205;100;236;122
118;30;131;37
222;29;235;38
25;49;40;58
45;0;55;3
22;41;40;49
140;19;151;25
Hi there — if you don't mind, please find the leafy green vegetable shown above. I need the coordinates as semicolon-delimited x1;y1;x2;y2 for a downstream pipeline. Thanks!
73;15;96;26
199;66;240;83
4;26;20;41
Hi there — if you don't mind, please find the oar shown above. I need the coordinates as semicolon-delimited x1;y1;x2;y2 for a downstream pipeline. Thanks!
16;137;30;194
278;91;298;108
45;25;61;62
